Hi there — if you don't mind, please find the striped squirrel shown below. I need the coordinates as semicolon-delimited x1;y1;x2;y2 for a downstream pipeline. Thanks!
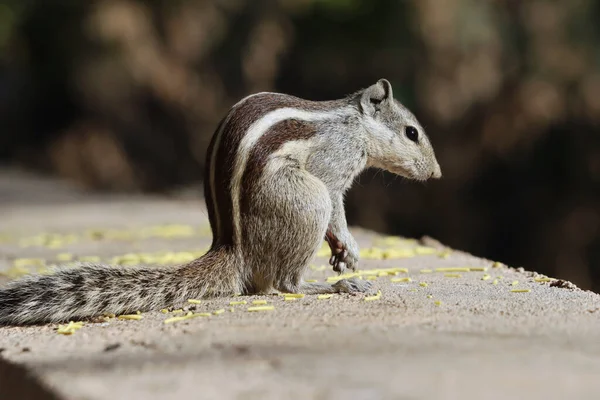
0;79;441;325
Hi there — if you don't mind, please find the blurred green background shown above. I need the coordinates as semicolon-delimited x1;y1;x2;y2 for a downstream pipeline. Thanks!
1;0;599;290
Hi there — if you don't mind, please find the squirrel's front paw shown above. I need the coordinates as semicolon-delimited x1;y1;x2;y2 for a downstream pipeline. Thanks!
329;251;357;274
327;235;359;274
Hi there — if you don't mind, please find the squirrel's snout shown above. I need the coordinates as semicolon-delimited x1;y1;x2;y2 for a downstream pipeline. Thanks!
431;162;442;179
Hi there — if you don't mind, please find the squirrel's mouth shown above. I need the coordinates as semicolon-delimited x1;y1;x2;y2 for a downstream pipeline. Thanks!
393;160;439;182
390;162;424;181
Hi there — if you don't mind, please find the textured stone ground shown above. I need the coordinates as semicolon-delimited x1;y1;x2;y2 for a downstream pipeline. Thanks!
1;169;600;400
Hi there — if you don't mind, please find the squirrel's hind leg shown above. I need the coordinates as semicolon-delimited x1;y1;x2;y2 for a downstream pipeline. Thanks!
245;161;372;295
243;160;332;294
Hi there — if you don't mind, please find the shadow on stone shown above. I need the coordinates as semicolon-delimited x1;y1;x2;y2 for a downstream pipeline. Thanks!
0;356;61;400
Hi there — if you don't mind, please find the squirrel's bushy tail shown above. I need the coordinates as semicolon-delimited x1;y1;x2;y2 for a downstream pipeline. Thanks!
0;248;239;325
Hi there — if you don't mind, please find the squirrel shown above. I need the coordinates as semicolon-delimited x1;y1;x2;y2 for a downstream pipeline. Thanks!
0;79;441;325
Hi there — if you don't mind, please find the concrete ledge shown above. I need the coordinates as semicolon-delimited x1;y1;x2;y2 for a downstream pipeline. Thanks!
1;172;599;399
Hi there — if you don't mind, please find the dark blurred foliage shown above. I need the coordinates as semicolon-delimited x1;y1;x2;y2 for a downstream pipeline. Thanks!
0;0;599;290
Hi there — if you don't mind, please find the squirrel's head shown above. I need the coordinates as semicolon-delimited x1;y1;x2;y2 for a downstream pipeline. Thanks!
358;79;441;181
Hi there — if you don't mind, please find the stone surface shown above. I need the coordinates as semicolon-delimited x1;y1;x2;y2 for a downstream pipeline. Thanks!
1;169;599;400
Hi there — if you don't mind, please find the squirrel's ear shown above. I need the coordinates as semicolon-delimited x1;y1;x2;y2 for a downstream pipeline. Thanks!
360;79;393;115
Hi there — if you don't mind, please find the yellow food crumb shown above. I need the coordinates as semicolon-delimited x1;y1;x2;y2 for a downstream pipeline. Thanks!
164;312;211;324
316;243;330;257
469;267;488;272
492;279;499;285
213;309;225;315
420;269;433;273
374;236;404;246
103;313;116;318
35;266;53;275
364;290;382;302
427;295;433;299
163;316;186;324
284;297;298;301
305;279;318;283
13;258;45;267
139;224;196;239
419;282;428;287
19;233;77;249
56;321;85;335
366;276;378;281
46;241;65;249
435;267;470;272
118;314;143;320
391;277;411;283
381;248;415;259
281;293;305;299
3;265;35;279
434;301;443;306
160;309;169;314
534;277;554;283
510;289;531;293
415;246;437;255
511;280;519;286
229;300;247;305
360;247;384;259
247;306;275;312
317;294;333;300
492;262;503;268
229;307;235;312
187;299;202;304
172;309;184;314
326;272;359;282
482;274;491;281
56;253;74;261
56;328;77;336
252;300;268;305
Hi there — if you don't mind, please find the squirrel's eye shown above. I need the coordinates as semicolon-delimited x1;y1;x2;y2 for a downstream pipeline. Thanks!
405;126;419;143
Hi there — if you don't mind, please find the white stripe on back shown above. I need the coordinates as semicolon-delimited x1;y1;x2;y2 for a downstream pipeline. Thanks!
208;93;277;240
230;106;353;247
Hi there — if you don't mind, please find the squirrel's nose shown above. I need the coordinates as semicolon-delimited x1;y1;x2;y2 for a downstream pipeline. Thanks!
431;162;442;179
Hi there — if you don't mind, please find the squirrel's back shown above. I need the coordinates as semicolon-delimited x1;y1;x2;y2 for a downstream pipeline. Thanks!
205;92;351;247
